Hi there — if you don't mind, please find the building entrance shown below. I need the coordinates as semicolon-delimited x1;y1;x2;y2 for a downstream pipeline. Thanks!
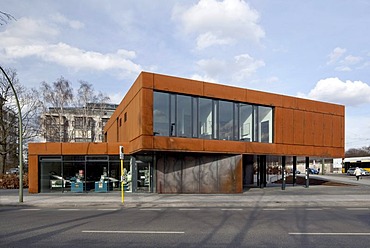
136;162;150;192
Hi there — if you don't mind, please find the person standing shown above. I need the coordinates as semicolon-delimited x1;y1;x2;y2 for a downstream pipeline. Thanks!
354;167;362;181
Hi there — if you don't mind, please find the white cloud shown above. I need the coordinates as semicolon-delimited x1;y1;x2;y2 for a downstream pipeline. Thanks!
196;32;234;50
196;58;226;77
266;76;279;83
327;47;363;71
343;55;362;65
0;17;59;47
174;0;265;49
191;73;219;84
51;13;85;30
301;77;370;106
0;16;141;77
195;53;264;83
327;47;346;65
108;92;125;105
232;54;265;82
335;66;351;72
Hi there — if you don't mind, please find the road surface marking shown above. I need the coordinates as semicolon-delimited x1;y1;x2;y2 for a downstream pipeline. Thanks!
140;208;162;211
179;208;201;211
346;208;369;211
221;208;243;211
290;233;370;236
263;208;286;211
97;209;119;211
82;230;184;234
305;208;323;211
58;209;80;211
20;209;40;211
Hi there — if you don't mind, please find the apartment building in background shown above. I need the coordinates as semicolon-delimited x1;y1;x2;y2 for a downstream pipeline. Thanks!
41;103;118;143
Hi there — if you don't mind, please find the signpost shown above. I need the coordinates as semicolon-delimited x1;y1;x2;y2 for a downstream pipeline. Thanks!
119;146;124;204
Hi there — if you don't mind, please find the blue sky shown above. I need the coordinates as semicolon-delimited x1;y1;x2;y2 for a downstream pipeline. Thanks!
1;0;370;149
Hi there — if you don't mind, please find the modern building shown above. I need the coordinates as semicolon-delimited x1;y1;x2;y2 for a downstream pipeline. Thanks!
28;72;345;194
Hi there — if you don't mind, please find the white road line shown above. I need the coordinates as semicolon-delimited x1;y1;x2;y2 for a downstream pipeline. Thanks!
140;208;162;211
82;230;184;234
305;208;323;211
58;209;80;211
20;209;41;211
346;208;369;211
97;209;119;211
263;208;286;211
179;208;201;211
221;208;243;211
290;233;370;236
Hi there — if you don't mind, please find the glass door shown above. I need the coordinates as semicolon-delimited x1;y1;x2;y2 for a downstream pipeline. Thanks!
39;156;62;193
136;162;150;192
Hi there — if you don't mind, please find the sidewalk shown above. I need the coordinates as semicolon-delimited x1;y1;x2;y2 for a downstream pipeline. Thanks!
1;174;370;208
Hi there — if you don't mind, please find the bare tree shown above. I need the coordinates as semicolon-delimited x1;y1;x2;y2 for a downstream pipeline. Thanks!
0;10;16;25
346;146;370;157
40;77;73;142
0;68;42;174
73;81;110;142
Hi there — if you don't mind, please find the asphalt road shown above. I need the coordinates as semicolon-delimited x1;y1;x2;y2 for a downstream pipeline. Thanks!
1;206;370;247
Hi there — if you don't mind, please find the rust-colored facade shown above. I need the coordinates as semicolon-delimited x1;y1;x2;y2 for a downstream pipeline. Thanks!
104;72;344;157
28;72;344;194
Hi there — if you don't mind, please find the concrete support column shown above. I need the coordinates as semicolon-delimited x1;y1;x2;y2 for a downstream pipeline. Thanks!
293;156;297;186
282;156;286;190
261;155;267;188
305;156;310;188
130;156;137;192
257;155;260;187
258;155;267;188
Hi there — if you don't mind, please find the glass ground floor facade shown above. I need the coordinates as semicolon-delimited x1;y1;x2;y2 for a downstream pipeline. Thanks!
37;152;331;194
39;155;153;193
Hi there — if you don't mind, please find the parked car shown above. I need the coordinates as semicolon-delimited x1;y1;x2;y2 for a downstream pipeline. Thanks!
6;168;19;174
308;168;319;174
347;168;370;176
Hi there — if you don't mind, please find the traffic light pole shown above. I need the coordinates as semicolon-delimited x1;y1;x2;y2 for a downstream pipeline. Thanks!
119;146;124;204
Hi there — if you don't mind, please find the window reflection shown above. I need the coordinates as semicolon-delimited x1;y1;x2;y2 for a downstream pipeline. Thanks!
239;104;253;141
258;106;273;143
219;101;233;140
153;92;169;136
177;95;192;137
153;91;273;143
199;98;213;139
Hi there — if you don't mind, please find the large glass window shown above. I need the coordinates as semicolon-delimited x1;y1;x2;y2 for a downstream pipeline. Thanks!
153;92;170;136
199;98;213;139
39;156;62;193
170;94;176;136
177;95;192;137
152;91;273;143
192;98;198;138
239;104;253;141
219;100;233;140
39;155;130;193
258;106;273;143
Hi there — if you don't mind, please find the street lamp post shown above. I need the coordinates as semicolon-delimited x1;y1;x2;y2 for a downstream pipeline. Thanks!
0;66;23;203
